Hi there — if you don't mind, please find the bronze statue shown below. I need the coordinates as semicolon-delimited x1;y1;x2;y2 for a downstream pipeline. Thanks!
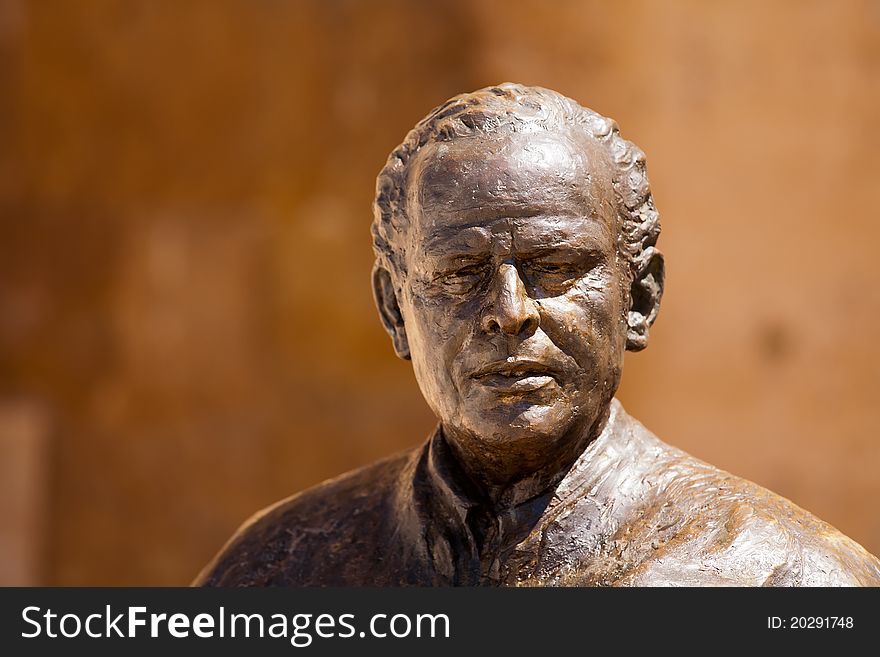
195;84;880;586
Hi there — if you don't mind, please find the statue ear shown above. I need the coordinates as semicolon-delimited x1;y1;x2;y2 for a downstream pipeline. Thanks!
372;264;411;360
626;246;664;352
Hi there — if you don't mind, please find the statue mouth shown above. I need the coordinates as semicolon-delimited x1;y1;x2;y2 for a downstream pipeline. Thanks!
471;359;556;377
476;374;556;394
470;360;559;394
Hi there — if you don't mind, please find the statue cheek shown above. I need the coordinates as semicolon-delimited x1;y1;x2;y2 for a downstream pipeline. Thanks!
563;284;618;330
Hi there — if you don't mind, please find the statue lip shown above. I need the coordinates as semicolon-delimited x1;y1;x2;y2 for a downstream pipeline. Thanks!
470;359;558;379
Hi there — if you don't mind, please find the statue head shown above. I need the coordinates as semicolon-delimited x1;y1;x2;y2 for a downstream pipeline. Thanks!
371;84;664;487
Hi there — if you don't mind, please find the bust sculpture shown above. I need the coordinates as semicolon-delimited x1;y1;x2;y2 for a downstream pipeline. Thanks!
196;84;880;586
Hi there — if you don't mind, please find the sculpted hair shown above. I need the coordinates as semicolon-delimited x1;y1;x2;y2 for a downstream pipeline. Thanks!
371;83;661;279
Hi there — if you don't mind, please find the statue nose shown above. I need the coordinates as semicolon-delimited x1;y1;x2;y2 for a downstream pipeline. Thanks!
481;263;540;336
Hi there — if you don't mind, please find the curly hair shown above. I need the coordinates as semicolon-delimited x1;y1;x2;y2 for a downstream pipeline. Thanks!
371;83;660;279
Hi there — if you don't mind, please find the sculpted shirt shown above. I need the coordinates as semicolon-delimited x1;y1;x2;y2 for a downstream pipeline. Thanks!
196;399;880;586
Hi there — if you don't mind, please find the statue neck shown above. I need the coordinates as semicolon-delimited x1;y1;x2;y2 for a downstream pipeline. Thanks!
439;404;612;512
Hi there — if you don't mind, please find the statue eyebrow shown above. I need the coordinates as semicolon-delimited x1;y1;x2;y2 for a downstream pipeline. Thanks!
422;252;490;275
512;216;607;245
422;226;492;253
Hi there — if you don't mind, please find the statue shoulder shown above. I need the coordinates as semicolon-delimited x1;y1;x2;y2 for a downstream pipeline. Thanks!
617;421;880;586
193;448;416;586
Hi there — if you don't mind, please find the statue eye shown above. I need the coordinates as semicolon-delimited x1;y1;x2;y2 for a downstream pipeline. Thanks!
527;261;577;275
435;264;487;292
531;262;565;273
522;259;585;294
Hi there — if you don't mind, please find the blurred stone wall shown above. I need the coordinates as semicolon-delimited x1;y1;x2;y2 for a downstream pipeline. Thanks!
1;0;878;584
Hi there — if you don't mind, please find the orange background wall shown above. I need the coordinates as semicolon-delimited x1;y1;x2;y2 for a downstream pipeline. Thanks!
1;0;878;585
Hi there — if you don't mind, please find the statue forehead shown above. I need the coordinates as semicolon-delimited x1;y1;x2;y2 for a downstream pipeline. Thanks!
407;128;616;234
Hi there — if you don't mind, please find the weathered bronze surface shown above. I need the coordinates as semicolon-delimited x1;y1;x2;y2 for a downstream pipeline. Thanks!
195;84;880;586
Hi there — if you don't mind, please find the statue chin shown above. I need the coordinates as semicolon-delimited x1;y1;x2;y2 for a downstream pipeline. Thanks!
448;400;586;464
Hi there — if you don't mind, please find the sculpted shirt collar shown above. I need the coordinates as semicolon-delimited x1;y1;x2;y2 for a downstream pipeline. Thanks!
396;399;634;585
